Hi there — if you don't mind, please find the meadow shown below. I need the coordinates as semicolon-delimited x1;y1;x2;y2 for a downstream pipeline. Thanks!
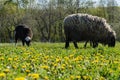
0;42;120;80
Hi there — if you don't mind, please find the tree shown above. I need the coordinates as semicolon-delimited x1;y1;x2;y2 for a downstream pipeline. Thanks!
107;0;118;22
97;0;108;18
0;0;18;42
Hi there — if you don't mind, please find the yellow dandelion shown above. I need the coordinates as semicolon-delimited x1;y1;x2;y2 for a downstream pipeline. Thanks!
64;57;69;61
56;58;61;63
70;75;75;79
13;65;17;69
8;58;12;61
92;60;99;63
103;60;109;63
41;65;49;70
50;56;53;58
61;66;65;70
118;66;120;70
74;58;79;62
69;65;72;68
25;70;30;73
4;69;10;73
0;57;4;60
73;56;82;62
61;64;66;70
0;73;5;77
109;69;114;73
114;60;119;64
53;63;57;67
28;74;32;77
83;76;90;80
77;65;81;68
44;76;49;80
44;56;49;59
62;64;66;67
78;56;83;60
25;52;31;55
43;60;47;63
69;54;74;58
14;57;18;61
22;66;26;68
29;73;39;79
14;77;25;80
76;76;81;79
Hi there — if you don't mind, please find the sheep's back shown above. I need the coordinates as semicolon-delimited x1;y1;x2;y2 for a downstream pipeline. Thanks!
64;14;95;32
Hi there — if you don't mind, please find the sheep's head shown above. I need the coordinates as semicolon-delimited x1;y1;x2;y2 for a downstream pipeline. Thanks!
107;31;116;47
25;36;31;46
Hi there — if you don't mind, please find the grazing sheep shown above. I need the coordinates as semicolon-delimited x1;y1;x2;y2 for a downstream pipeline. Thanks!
15;24;33;46
64;13;116;48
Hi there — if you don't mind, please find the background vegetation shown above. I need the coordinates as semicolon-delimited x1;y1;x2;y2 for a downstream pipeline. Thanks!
0;0;120;42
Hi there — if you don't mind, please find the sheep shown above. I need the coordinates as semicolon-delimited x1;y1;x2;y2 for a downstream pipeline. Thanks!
64;13;116;48
15;24;33;46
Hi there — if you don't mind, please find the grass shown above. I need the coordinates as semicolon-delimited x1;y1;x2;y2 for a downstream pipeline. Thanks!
0;42;120;80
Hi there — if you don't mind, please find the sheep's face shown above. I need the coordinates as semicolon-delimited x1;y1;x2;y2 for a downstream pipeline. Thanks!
108;36;115;47
25;36;31;46
108;32;116;47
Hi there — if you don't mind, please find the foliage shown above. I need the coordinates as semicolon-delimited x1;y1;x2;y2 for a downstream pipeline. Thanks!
0;0;120;42
0;42;120;79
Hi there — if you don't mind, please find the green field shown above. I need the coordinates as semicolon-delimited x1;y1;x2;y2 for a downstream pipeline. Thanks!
0;42;120;80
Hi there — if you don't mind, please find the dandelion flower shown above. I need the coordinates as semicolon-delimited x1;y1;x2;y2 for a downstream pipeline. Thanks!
32;74;39;79
8;58;12;61
22;66;26;69
14;77;25;80
70;75;75;79
76;76;81;79
4;69;10;73
13;65;17;69
29;73;39;79
44;76;49;80
0;73;5;77
56;58;61;63
41;65;49;70
0;57;4;60
25;70;30;73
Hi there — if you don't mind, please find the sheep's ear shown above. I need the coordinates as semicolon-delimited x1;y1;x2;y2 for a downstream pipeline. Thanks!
108;35;115;47
25;36;31;41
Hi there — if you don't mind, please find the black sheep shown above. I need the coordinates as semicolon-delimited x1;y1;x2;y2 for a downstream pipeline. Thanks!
64;13;116;48
15;24;33;46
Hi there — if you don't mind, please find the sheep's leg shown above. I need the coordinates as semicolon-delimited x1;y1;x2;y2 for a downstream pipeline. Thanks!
65;41;69;48
90;41;93;47
73;42;78;48
65;34;70;48
93;42;98;48
84;41;88;48
22;40;25;46
15;37;18;46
